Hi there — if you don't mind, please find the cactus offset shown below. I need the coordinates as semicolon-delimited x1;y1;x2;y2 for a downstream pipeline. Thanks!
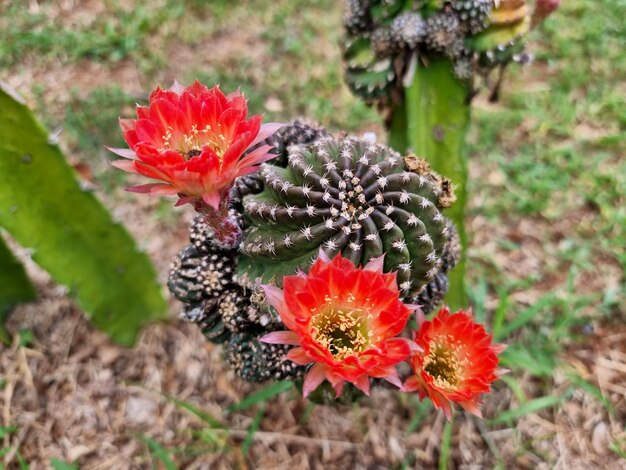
263;119;330;168
168;215;241;303
227;332;307;381
181;299;231;344
220;287;281;333
238;135;457;297
453;0;493;35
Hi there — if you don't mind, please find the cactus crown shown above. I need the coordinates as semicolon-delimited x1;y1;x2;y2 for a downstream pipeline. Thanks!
237;135;455;297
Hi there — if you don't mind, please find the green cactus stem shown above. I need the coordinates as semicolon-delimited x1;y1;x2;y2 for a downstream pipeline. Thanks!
237;135;459;302
388;57;470;310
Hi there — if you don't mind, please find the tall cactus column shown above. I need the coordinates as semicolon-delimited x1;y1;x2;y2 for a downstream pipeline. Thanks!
389;58;470;310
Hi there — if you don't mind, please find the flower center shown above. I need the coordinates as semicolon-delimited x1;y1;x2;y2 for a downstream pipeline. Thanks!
423;337;467;388
311;306;371;360
162;124;229;162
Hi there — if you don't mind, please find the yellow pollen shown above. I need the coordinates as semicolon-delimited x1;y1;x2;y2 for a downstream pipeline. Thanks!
423;336;468;388
311;306;371;360
159;122;229;165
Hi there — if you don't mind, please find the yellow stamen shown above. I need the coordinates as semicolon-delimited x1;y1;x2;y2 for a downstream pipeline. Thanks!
423;335;468;388
311;306;372;360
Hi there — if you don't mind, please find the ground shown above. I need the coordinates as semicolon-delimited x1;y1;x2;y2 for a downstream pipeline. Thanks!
0;0;625;468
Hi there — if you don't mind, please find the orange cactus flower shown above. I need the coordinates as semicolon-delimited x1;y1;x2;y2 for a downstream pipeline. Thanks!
110;81;280;210
261;252;415;398
404;307;505;420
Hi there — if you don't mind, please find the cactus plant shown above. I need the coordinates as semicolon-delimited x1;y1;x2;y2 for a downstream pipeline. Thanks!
168;124;461;384
116;78;505;416
237;135;458;299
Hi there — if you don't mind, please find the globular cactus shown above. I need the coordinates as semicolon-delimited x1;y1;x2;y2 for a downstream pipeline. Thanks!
412;220;461;313
181;299;231;344
167;244;237;303
238;135;458;298
230;120;330;210
170;127;461;382
390;12;427;50
226;332;307;382
453;0;494;35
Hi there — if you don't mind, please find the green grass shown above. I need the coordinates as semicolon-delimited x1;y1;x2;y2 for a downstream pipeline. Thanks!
0;0;190;70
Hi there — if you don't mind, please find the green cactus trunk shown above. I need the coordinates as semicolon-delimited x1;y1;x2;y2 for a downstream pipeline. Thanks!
388;57;470;310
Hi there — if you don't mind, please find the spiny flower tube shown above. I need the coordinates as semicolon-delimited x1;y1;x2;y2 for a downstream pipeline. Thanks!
260;252;415;398
404;307;506;421
110;80;280;247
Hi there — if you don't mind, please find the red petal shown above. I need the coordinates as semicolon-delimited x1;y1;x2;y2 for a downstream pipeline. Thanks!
111;159;138;173
248;122;283;148
107;147;137;159
303;363;327;398
259;331;300;346
285;347;313;365
126;183;179;195
363;254;385;272
353;375;371;396
201;191;221;210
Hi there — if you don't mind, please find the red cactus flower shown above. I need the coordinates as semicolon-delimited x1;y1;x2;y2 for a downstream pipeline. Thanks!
261;252;415;398
404;307;505;420
109;81;280;210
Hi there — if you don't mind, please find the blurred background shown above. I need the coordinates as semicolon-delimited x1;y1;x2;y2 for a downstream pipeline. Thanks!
0;0;624;468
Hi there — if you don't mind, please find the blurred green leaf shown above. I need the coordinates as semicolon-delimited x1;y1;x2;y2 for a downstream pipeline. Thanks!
50;459;79;470
438;415;454;470
165;394;223;428
489;395;564;425
405;399;432;435
566;372;615;414
0;234;36;343
494;293;556;341
243;405;265;455
491;288;509;339
498;375;528;404
0;426;17;439
140;436;177;470
18;329;34;347
227;381;294;413
0;83;167;346
499;344;555;376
